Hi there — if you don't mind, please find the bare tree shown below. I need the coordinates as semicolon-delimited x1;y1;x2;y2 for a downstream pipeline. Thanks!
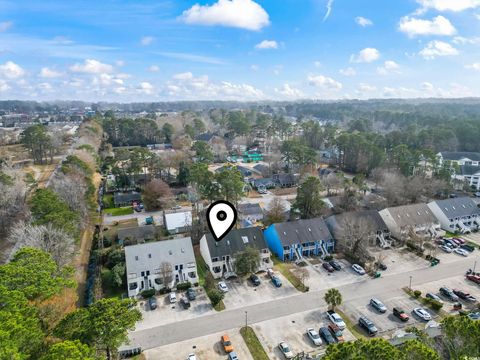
143;179;173;210
0;166;28;239
8;221;75;267
264;197;287;225
337;217;375;262
379;170;407;206
51;172;88;226
323;173;343;196
160;261;173;288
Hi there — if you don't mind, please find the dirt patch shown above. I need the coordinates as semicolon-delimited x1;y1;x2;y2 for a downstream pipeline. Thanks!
270;187;297;196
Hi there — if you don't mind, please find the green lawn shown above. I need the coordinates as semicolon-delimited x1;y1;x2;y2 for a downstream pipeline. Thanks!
335;308;366;339
103;207;133;216
194;251;208;287
102;194;114;208
240;326;269;360
272;256;308;292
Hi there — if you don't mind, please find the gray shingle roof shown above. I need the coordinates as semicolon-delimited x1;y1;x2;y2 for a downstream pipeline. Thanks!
204;227;267;258
384;203;437;227
118;225;161;243
431;197;480;218
440;151;480;162
459;165;480;176
238;203;263;216
327;210;388;234
273;218;333;246
113;192;141;206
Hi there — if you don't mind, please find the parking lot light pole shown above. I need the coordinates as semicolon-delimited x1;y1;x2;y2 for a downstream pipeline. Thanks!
474;260;477;273
409;275;413;290
245;311;248;329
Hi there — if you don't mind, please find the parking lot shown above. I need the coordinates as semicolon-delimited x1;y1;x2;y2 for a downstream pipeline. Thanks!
134;287;215;331
221;272;297;309
144;328;253;360
460;232;480;247
253;308;356;360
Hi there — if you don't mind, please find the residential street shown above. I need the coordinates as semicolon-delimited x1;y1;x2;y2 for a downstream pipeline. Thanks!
125;255;477;350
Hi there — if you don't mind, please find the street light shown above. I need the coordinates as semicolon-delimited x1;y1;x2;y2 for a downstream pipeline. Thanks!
474;260;477;273
245;311;248;329
409;275;413;290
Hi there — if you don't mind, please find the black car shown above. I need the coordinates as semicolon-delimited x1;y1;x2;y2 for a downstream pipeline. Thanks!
323;262;335;273
319;326;336;345
249;274;261;286
148;297;157;310
329;260;342;271
186;288;196;301
180;296;191;309
375;262;387;271
439;287;459;301
460;244;475;252
359;316;378;336
453;289;477;302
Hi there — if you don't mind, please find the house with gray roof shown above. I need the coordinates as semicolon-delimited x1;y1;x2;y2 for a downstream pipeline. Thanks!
437;151;480;167
264;218;334;261
326;210;392;249
238;203;264;224
117;225;163;245
199;227;271;279
113;192;141;207
453;165;480;190
125;237;198;297
379;203;442;240
428;197;480;234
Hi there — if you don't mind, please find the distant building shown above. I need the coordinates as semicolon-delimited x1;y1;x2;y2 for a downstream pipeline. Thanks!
199;227;272;279
164;211;192;234
125;237;198;297
428;197;480;234
238;203;264;224
453;165;480;190
113;192;141;207
273;173;299;188
264;218;334;261
437;151;480;167
117;225;162;245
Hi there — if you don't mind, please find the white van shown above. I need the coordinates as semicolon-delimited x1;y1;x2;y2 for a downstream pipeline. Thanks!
169;292;177;303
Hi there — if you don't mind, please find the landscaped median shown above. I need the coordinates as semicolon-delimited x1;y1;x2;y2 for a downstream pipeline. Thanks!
194;249;225;311
240;326;269;360
272;256;309;292
103;206;134;216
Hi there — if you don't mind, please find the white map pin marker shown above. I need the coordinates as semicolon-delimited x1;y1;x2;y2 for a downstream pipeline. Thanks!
206;200;237;242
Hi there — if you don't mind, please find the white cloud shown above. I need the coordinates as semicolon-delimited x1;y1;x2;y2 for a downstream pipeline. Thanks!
70;59;113;74
419;40;459;59
453;36;480;44
149;65;160;72
0;79;10;92
93;73;124;86
173;72;194;80
314;61;321;68
350;48;380;63
358;83;377;92
180;0;270;31
339;67;356;76
275;83;303;98
421;82;434;91
141;36;155;46
0;61;25;79
39;67;63;78
250;64;259;71
308;74;342;89
416;0;480;12
377;60;400;75
138;81;154;95
0;21;13;32
355;16;373;27
465;62;480;70
255;40;278;49
399;16;456;37
323;0;334;21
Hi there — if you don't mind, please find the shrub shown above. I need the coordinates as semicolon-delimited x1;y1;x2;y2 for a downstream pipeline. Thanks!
159;288;171;295
429;299;443;311
413;290;422;298
207;289;224;306
176;281;192;291
324;255;333;261
205;272;215;290
140;289;155;298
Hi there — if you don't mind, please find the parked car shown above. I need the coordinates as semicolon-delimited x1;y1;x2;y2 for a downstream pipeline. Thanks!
352;264;366;275
169;292;177;303
466;274;480;284
439;245;453;253
425;293;442;302
453;289;477;302
187;354;197;360
148;297;157;310
358;316;378;336
328;323;344;342
218;281;229;293
393;307;409;322
319;326;336;345
329;260;342;271
454;248;469;257
271;276;282;287
413;307;432;321
186;288;196;301
323;262;335;273
467;312;480;321
444;239;458;248
439;287;459;301
327;310;346;330
375;262;388;271
221;335;234;353
267;268;275;278
451;238;462;246
453;237;465;244
370;298;387;313
180;296;191;309
228;352;239;360
306;328;322;346
249;274;261;286
460;244;475;252
278;342;294;359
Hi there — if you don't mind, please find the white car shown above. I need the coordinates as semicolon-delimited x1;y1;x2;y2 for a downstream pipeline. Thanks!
439;245;453;253
218;281;229;292
413;307;432;321
169;292;177;303
278;341;294;359
187;354;197;360
306;328;322;346
454;248;469;257
327;311;346;330
352;264;366;275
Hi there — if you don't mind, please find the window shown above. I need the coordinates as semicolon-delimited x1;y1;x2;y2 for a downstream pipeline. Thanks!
188;271;196;278
179;264;183;270
241;236;249;244
135;256;139;261
146;270;150;276
283;245;290;250
141;271;145;277
212;257;219;262
129;282;138;290
148;254;152;258
154;278;162;285
175;265;178;271
213;266;221;273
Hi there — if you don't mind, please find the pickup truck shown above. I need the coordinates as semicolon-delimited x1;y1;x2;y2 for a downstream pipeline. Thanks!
393;307;409;322
326;310;346;330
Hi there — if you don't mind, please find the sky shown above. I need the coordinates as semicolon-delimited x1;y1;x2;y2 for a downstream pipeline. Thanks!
0;0;480;102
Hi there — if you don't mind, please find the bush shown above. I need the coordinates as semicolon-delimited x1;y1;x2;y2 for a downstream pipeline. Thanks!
207;289;224;306
413;290;422;298
176;281;192;291
205;273;215;290
140;289;155;298
159;288;171;295
324;255;333;261
429;299;443;311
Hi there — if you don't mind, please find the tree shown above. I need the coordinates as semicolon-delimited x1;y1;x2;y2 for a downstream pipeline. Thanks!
400;340;440;360
54;298;141;360
193;118;206;134
206;288;224;307
177;161;190;186
162;123;174;143
51;172;88;223
324;288;342;310
41;340;97;360
264;197;287;225
441;315;480;359
324;338;401;360
216;167;245;205
142;179;173;210
336;217;375;261
293;176;325;219
21;124;54;164
188;163;219;201
0;166;27;239
192;140;214;163
160;262;173;288
234;247;261;275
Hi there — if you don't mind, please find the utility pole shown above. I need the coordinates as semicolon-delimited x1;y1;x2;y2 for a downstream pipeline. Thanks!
245;311;248;329
474;260;477;273
409;275;413;290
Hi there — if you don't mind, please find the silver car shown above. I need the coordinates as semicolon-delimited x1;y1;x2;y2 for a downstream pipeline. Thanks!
306;328;322;346
413;307;432;321
352;264;366;275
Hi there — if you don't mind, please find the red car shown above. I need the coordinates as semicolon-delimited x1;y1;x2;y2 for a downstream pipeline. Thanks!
467;274;480;284
453;237;465;244
323;262;335;273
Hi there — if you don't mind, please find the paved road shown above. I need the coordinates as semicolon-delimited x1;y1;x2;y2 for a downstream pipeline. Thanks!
126;256;476;350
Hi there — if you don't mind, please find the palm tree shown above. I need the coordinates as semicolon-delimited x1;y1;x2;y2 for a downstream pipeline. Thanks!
324;288;342;310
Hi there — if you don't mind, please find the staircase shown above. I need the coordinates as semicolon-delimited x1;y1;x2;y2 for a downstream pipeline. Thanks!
428;226;438;238
376;232;392;249
456;221;470;234
294;246;304;264
224;259;237;279
320;242;329;259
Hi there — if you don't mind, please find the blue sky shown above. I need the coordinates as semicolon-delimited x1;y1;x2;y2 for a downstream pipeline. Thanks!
0;0;480;101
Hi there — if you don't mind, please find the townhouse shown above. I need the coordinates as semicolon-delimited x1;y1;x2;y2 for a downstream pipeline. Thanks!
428;197;480;234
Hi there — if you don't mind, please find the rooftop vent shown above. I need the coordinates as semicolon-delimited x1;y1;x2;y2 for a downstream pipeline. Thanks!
308;228;312;232
241;236;249;244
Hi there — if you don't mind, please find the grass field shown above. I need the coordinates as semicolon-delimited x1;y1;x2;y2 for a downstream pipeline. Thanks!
103;207;133;216
102;194;114;208
240;326;269;360
272;256;309;292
